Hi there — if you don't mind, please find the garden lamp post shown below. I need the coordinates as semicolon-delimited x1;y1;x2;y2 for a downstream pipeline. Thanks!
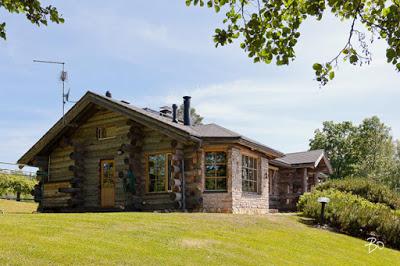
317;197;330;226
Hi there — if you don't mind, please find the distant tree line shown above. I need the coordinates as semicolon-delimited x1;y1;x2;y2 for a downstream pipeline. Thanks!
0;173;37;201
310;116;400;191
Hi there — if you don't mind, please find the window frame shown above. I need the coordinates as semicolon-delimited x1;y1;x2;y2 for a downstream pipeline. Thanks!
241;154;259;193
146;152;172;193
204;151;228;192
96;126;117;141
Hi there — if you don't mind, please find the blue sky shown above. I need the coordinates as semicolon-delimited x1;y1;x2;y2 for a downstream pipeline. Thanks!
0;1;399;170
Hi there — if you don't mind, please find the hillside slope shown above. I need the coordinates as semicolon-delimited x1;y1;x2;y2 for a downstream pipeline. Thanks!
0;210;399;265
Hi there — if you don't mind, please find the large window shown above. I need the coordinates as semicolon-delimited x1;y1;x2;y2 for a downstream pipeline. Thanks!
147;153;172;193
242;155;258;193
205;152;227;191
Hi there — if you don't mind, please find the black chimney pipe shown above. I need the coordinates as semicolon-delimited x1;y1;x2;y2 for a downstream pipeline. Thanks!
105;91;112;98
172;104;178;123
183;96;191;126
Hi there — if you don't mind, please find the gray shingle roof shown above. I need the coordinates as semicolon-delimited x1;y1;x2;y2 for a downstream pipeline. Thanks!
192;123;241;138
191;123;283;156
275;149;325;165
102;93;201;137
96;92;284;156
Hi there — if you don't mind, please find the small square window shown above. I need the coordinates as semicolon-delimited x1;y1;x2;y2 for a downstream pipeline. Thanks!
97;127;116;140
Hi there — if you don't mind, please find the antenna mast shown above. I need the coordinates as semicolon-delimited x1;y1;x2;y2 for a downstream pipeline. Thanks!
33;60;69;124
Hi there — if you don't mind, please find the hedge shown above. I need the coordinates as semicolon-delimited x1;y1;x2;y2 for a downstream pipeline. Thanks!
315;178;400;210
298;189;400;249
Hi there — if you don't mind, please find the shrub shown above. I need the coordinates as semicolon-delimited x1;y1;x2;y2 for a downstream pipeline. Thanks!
315;178;400;209
298;189;400;249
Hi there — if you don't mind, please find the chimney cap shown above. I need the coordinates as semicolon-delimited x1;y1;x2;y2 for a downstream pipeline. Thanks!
183;96;191;100
172;104;178;123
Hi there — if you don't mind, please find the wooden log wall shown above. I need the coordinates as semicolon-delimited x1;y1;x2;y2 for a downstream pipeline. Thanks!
72;109;130;208
183;145;203;211
42;181;71;209
39;107;203;212
39;109;131;210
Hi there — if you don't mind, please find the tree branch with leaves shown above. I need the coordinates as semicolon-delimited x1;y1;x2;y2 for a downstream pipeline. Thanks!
186;0;400;86
0;0;64;40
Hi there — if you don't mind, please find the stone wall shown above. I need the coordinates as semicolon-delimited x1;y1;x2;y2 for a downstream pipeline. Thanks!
202;146;269;214
231;147;269;215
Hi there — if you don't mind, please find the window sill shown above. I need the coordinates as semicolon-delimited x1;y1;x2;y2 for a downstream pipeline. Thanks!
144;192;171;195
242;191;261;196
204;190;228;194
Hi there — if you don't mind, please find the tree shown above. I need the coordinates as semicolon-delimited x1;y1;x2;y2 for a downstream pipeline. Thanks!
309;116;400;190
0;173;36;201
389;140;400;192
186;0;400;86
0;0;64;40
309;121;358;179
353;116;395;181
177;104;204;125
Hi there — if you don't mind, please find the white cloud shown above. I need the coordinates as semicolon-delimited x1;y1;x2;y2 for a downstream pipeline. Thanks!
161;61;400;153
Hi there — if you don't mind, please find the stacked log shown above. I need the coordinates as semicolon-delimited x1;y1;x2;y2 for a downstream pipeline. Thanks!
123;121;144;199
169;140;184;209
66;141;86;208
183;146;203;210
33;156;49;182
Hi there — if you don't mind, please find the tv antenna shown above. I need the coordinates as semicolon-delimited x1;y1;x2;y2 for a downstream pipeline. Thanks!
33;60;72;124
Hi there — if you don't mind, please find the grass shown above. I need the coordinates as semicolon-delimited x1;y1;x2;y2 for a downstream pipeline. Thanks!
0;201;399;265
0;199;37;213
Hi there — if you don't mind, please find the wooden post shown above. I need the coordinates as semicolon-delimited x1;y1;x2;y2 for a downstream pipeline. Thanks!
273;170;279;196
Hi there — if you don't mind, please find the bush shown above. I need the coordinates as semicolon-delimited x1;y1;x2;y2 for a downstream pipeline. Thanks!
315;178;400;209
0;173;37;200
298;189;400;249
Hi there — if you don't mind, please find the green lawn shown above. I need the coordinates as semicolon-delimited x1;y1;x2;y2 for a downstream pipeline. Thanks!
0;201;399;265
0;199;37;213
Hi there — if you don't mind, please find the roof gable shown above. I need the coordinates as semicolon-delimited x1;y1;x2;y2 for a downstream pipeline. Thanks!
18;91;200;165
272;149;333;174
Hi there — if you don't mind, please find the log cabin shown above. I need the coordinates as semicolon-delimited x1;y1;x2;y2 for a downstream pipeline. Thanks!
18;91;332;213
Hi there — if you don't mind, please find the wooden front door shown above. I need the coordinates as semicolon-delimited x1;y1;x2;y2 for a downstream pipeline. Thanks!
100;159;115;208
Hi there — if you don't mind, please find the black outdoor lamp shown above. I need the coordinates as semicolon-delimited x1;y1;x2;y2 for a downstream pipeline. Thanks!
317;197;330;226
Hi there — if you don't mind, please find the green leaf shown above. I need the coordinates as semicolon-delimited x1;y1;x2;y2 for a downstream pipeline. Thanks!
313;63;322;71
386;48;396;62
350;55;358;64
329;71;335;80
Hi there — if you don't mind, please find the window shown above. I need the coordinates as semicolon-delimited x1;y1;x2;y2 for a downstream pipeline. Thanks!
147;153;172;193
96;126;116;140
205;152;227;191
242;155;258;193
101;160;115;188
